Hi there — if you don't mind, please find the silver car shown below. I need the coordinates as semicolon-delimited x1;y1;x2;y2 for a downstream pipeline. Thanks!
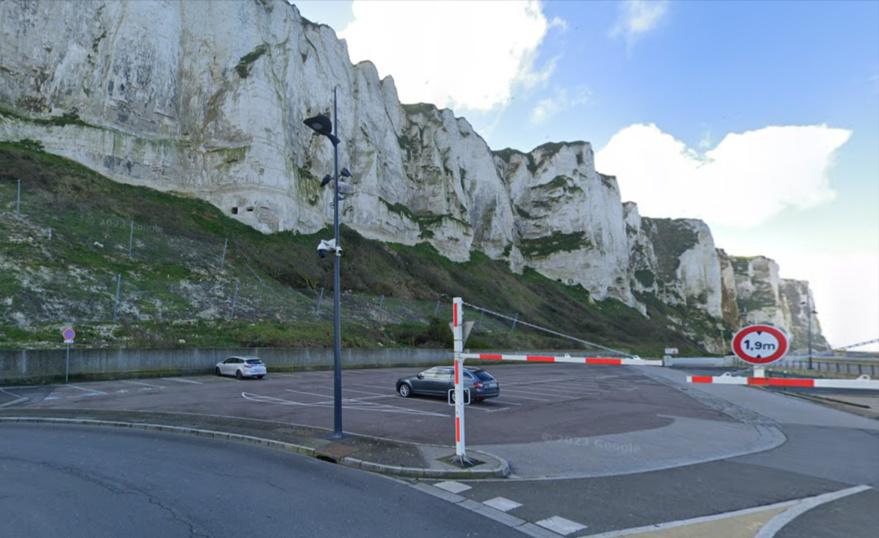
215;356;267;379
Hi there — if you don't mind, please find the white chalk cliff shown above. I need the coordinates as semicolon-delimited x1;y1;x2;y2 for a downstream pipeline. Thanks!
0;0;826;350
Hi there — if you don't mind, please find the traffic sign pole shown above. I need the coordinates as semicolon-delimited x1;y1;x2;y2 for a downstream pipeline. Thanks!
60;327;76;383
452;297;467;463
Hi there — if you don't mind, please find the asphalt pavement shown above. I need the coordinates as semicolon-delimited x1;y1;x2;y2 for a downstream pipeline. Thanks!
0;423;511;538
3;363;878;536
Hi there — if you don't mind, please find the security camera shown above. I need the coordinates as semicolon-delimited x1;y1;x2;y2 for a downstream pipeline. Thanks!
320;174;332;187
317;238;341;258
340;167;351;178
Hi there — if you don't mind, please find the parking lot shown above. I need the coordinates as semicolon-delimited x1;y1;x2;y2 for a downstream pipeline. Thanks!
6;363;731;446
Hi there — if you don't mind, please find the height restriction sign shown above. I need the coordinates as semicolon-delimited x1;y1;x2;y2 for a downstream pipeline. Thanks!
731;324;789;364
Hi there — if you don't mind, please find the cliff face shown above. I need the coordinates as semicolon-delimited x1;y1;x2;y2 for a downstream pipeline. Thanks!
0;0;826;350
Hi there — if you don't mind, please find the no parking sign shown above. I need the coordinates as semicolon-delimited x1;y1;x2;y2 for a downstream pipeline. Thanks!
61;326;75;345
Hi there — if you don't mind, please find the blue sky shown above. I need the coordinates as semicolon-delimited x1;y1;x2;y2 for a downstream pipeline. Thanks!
295;1;878;350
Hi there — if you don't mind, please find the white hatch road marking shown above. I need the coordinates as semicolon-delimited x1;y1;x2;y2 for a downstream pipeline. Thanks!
241;392;447;417
162;377;203;384
483;497;523;512
68;385;108;395
434;481;472;494
582;485;873;538
122;380;165;389
536;515;587;535
755;485;872;538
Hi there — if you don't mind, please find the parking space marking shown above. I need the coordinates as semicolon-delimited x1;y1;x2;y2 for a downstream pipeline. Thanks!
289;388;454;416
162;377;202;385
342;387;397;398
495;391;555;402
536;515;587;535
122;380;165;389
242;392;448;417
68;385;108;395
347;382;402;392
434;481;472;494
503;387;584;399
483;497;523;512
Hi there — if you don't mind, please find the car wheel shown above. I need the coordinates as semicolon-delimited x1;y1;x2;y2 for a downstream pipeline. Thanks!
235;370;243;380
398;383;411;398
256;375;264;380
215;367;222;376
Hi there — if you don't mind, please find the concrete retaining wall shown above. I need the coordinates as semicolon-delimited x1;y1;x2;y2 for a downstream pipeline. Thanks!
0;347;452;384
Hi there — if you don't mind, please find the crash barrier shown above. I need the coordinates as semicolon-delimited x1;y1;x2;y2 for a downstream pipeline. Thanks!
461;353;662;366
687;372;879;390
448;297;663;464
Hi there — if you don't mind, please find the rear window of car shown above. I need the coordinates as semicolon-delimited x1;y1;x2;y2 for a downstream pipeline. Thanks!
473;370;494;381
246;359;264;365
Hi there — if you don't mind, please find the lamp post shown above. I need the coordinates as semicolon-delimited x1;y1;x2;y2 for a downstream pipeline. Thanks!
304;87;343;438
801;295;816;370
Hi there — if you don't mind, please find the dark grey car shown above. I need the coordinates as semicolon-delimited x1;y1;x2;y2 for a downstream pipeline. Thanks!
396;367;500;401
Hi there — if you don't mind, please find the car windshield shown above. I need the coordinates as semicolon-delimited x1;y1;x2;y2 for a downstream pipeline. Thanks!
473;370;494;381
246;359;263;365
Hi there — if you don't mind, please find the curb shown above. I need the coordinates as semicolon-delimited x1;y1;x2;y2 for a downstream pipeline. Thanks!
343;449;511;479
0;416;510;479
0;416;317;456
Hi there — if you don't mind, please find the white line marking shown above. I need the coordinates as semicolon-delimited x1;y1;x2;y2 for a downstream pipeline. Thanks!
434;481;471;494
122;380;165;389
346;382;399;392
162;377;202;384
342;387;393;397
0;387;22;398
483;497;522;512
536;515;587;535
581;485;872;538
755;485;872;537
242;392;447;417
68;385;107;395
494;392;554;402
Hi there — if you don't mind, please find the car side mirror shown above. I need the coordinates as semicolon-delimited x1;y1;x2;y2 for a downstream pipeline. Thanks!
416;373;424;379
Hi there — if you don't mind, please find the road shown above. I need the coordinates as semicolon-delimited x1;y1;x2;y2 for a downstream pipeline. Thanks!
0;423;510;538
3;364;878;536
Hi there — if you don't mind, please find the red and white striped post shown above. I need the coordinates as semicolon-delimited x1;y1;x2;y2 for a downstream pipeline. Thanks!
452;297;467;462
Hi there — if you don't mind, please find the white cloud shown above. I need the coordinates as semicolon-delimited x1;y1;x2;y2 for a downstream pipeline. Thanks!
339;0;560;111
610;0;668;47
530;87;591;124
595;123;851;228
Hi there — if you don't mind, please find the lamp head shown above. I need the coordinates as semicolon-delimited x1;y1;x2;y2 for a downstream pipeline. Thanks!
303;114;332;136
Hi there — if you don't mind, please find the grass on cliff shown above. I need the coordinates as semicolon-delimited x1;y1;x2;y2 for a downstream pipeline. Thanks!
0;142;711;355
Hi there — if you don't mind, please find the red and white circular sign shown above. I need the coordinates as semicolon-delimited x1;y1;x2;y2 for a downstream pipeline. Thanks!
731;324;789;364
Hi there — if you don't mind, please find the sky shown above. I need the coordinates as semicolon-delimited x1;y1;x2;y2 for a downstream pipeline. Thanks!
294;0;879;351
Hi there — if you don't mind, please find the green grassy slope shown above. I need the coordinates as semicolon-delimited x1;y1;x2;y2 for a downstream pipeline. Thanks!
0;142;709;355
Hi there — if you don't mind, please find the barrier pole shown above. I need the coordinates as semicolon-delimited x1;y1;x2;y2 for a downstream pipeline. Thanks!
452;297;467;462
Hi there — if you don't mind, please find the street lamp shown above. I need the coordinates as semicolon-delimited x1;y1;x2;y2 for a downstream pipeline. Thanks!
304;87;343;439
801;296;817;370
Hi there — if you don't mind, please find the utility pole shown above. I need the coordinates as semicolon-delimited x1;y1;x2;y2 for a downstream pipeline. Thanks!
807;294;813;370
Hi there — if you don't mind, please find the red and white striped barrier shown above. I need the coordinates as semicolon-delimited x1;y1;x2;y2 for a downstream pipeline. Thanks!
461;353;663;366
687;374;879;390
